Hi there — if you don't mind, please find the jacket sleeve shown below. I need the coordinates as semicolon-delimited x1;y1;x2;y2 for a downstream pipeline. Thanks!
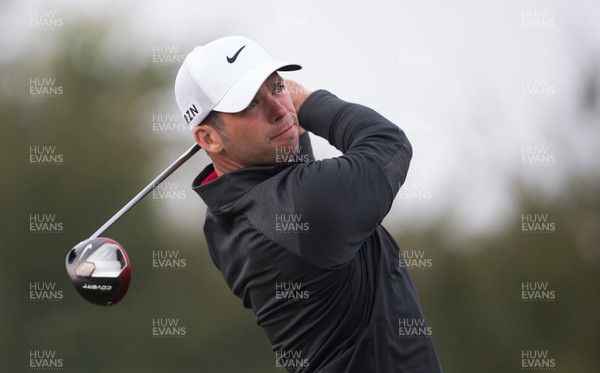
292;90;412;269
298;130;315;162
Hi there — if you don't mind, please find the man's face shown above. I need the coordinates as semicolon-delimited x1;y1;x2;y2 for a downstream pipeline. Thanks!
215;73;300;167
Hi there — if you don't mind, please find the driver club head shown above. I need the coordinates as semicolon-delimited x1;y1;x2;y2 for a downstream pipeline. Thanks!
65;237;131;306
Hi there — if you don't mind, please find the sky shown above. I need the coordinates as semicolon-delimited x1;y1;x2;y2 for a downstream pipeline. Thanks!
3;0;600;241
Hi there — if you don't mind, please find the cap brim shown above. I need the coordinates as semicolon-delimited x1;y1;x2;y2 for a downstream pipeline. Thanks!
213;61;301;113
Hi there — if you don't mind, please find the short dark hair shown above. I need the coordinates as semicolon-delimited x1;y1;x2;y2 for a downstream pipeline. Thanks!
201;111;223;130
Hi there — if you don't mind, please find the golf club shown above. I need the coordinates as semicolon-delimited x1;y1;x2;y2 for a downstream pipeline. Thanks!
65;143;201;306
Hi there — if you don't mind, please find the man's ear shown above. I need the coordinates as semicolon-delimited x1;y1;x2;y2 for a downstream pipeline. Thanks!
193;125;223;153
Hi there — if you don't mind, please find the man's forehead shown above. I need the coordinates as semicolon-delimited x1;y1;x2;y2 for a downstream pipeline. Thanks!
263;72;282;86
251;73;282;97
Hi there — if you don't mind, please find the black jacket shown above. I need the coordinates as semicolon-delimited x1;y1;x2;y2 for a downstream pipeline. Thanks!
193;90;442;372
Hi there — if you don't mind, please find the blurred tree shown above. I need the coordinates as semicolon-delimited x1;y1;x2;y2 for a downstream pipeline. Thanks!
1;17;599;373
0;20;272;373
402;180;600;373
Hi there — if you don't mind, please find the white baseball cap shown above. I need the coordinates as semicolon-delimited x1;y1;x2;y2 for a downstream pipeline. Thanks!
174;35;301;130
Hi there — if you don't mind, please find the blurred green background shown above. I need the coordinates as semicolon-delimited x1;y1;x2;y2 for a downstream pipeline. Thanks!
1;1;599;372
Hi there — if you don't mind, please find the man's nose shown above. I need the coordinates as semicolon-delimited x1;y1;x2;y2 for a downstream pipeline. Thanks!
267;96;288;124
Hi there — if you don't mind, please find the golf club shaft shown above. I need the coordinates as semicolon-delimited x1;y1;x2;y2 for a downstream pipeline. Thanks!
89;143;201;239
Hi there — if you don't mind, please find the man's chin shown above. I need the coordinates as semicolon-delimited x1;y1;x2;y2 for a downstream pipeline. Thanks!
269;141;303;166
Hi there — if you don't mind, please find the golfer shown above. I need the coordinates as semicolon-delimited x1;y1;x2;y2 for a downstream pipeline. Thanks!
175;36;442;372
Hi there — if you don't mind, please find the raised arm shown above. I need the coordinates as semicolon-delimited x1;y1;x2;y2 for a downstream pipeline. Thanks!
286;79;314;161
291;90;412;268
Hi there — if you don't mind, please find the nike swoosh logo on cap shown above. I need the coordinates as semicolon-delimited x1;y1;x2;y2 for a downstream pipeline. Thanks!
226;45;246;63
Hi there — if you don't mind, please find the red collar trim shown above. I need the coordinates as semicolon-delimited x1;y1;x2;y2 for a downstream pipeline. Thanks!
201;170;219;185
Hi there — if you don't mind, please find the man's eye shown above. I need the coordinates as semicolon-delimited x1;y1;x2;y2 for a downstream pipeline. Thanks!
274;82;285;94
245;99;258;110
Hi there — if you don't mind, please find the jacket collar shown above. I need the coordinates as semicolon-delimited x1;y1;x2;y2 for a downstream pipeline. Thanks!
192;163;287;215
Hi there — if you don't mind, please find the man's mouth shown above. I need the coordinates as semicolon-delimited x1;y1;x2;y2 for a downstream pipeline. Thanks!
271;123;294;139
